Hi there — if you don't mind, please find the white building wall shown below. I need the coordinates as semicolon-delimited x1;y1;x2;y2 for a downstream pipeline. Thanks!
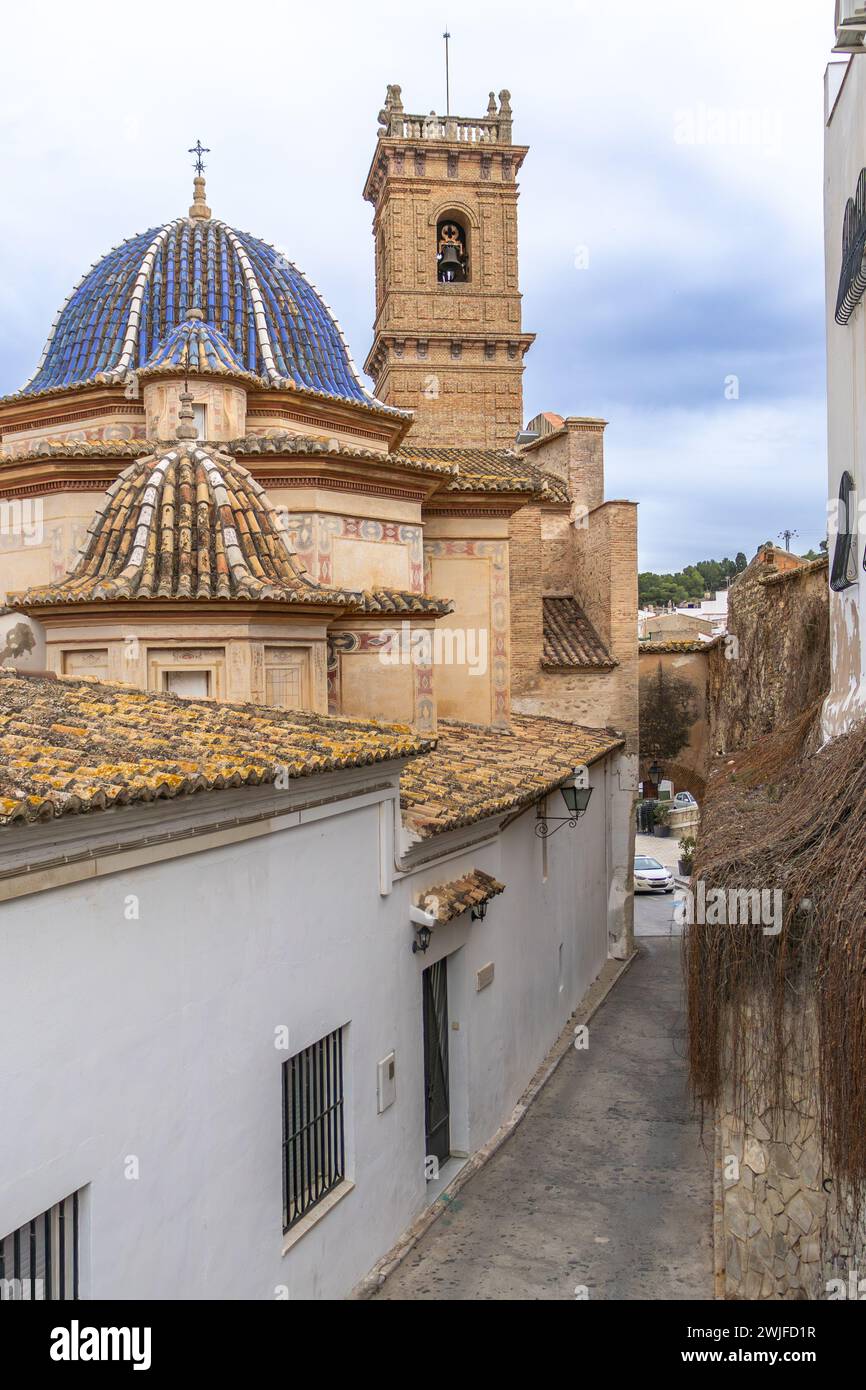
824;56;866;737
0;762;618;1301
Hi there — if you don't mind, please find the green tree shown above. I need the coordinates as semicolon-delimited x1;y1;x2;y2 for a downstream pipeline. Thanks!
639;663;699;763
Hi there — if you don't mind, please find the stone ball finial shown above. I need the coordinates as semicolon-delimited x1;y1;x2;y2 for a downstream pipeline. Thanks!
498;89;512;114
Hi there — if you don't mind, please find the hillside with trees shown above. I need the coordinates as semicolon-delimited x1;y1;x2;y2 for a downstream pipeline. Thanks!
639;555;747;608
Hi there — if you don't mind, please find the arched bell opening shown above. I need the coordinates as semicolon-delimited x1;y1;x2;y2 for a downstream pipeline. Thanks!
436;217;469;283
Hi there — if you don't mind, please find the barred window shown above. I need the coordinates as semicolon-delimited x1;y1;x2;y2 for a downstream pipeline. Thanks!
830;470;859;592
0;1191;80;1301
282;1028;346;1232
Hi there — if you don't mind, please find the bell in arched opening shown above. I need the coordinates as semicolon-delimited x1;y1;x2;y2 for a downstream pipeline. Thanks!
437;219;468;283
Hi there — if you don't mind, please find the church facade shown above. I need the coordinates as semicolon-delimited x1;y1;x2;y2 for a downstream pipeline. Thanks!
0;89;638;1300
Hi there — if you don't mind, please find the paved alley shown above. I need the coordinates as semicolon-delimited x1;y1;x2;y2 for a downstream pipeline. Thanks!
374;937;714;1300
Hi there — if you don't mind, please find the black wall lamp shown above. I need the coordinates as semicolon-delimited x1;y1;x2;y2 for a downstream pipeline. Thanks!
410;905;435;954
412;923;433;954
535;769;594;839
470;901;488;922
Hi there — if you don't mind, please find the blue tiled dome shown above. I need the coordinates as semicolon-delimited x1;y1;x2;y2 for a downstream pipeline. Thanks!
140;316;250;379
19;216;385;409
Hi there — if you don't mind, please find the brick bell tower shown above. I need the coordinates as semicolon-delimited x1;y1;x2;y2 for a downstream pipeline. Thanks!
363;85;535;449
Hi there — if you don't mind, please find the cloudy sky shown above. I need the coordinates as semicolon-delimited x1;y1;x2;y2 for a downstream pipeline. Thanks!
0;0;840;569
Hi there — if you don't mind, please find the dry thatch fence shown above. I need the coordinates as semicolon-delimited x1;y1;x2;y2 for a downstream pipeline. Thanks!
685;703;866;1215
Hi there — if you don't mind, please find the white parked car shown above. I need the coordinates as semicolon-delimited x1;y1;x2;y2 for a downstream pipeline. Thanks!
673;791;698;808
634;855;675;893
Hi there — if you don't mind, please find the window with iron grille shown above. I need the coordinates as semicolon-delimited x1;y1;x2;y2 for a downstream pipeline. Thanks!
282;1027;346;1231
0;1191;80;1300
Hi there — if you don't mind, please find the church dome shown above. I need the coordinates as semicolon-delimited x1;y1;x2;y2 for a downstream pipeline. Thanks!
15;444;358;604
12;436;450;615
139;315;254;383
17;180;390;412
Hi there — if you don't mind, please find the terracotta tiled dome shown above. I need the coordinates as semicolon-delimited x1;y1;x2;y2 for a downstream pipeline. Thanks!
13;445;450;616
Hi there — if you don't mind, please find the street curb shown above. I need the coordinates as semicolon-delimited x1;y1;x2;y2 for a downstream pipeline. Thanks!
348;948;640;1300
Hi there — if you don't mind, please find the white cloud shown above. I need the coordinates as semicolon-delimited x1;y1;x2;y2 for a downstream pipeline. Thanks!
0;0;837;570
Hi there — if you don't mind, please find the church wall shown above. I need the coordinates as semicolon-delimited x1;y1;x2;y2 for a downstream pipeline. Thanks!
511;500;639;757
508;504;544;698
424;539;510;726
37;619;331;714
241;410;392;455
143;380;247;442
0;410;147;456
0;753;621;1300
0;491;96;602
0;610;45;671
540;508;574;595
276;509;424;593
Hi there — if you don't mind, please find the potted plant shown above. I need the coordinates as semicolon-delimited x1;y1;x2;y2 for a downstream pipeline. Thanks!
653;802;671;838
678;834;696;877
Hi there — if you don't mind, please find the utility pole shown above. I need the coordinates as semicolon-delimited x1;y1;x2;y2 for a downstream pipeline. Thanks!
778;528;799;552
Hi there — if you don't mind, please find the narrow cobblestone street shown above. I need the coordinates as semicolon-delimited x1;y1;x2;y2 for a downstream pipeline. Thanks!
375;936;714;1300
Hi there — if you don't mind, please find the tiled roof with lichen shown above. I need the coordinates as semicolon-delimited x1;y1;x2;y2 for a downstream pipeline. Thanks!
233;433;458;478
397;446;570;503
0;672;432;826
638;639;717;654
10;445;451;618
0;440;151;467
417;869;505;923
542;596;616;669
400;714;623;838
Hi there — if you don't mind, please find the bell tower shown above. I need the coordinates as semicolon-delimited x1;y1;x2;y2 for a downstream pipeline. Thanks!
363;85;534;449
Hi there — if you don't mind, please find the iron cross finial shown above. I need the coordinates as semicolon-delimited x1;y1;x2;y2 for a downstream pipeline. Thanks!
188;140;210;176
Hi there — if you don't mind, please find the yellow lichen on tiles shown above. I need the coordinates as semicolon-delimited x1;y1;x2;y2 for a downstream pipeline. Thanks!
400;714;623;839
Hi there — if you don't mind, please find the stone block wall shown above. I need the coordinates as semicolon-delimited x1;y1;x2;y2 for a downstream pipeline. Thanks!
718;1105;829;1299
708;557;829;756
717;1064;866;1300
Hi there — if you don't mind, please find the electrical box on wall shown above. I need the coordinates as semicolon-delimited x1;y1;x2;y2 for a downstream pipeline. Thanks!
476;962;495;992
377;1051;397;1113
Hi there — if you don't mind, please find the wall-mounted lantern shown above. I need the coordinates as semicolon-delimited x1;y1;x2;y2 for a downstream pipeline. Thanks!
535;769;594;839
470;901;488;922
410;904;435;954
648;759;664;787
412;924;433;955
